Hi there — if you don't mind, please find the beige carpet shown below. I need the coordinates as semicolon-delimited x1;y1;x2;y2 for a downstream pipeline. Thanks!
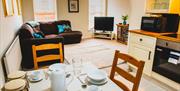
64;39;127;68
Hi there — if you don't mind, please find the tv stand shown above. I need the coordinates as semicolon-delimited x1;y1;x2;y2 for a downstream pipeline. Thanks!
93;30;113;40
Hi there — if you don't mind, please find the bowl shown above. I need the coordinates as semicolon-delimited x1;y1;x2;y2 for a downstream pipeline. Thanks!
87;69;107;81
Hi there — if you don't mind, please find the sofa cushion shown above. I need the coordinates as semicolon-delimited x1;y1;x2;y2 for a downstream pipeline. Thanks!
45;34;58;38
55;20;72;32
57;25;65;33
63;25;71;32
58;31;82;44
40;22;58;35
59;31;82;36
55;20;71;27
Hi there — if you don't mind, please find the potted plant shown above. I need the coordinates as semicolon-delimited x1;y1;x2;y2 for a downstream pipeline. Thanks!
122;15;128;25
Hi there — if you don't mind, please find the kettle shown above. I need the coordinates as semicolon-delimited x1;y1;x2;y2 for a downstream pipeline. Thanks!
47;64;72;91
50;69;66;91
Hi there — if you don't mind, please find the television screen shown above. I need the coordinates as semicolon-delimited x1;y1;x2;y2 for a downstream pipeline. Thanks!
94;17;114;31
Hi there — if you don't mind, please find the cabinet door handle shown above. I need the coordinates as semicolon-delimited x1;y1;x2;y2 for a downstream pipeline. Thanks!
148;51;151;60
139;38;143;41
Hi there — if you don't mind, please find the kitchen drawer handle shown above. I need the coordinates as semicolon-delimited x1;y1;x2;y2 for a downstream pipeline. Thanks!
166;42;168;46
148;51;151;60
139;38;143;42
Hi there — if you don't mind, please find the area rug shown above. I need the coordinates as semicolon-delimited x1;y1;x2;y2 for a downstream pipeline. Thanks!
64;39;127;68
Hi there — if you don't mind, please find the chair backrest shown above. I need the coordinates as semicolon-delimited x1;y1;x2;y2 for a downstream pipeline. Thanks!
32;43;64;69
110;50;145;91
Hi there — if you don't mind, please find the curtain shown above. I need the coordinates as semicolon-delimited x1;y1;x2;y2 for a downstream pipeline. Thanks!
89;0;106;30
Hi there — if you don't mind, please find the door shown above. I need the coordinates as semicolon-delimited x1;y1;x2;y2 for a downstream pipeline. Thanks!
129;44;153;76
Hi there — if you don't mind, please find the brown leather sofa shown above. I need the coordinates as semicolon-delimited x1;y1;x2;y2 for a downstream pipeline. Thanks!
19;20;82;69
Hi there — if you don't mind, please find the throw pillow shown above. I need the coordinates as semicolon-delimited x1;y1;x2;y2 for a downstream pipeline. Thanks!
33;32;44;38
63;25;71;32
57;25;65;33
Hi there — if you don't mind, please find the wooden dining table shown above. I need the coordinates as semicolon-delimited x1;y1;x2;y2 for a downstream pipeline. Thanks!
28;63;122;91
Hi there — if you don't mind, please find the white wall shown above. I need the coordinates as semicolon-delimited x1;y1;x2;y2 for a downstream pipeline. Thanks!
0;0;23;88
129;0;146;30
107;0;130;32
57;0;91;38
21;0;34;22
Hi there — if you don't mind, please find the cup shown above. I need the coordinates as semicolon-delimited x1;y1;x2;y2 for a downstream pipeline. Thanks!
29;71;41;80
72;57;83;76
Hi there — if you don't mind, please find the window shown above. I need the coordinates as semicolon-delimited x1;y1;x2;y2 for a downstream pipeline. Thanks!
89;0;106;29
33;0;57;22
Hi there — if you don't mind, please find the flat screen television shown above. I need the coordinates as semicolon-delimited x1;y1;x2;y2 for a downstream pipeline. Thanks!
94;17;114;32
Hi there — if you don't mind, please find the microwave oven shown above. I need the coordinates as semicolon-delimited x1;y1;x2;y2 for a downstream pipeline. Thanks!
141;14;179;33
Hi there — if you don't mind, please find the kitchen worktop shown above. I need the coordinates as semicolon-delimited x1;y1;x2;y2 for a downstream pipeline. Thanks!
158;34;180;43
129;30;180;42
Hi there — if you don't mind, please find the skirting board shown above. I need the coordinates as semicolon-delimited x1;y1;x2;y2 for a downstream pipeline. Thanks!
152;72;180;90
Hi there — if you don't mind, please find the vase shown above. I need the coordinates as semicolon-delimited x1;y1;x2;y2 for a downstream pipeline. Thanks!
123;20;127;25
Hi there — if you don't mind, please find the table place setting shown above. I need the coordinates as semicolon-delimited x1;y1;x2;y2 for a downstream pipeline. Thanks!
1;71;29;91
26;57;122;91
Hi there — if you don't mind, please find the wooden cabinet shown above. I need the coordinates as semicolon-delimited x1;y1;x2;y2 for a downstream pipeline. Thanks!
146;0;180;14
128;32;156;76
93;31;113;40
116;24;129;44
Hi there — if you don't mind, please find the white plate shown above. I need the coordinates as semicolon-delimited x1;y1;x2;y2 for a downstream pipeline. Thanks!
49;63;66;71
87;69;107;81
87;77;108;85
8;71;26;79
5;79;26;90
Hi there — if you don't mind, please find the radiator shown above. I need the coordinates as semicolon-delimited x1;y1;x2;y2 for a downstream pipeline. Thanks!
3;36;22;75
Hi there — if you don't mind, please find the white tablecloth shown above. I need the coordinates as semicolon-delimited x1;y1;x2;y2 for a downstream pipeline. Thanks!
28;63;122;91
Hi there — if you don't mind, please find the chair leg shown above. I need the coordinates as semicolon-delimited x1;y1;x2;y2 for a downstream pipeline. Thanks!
34;62;38;69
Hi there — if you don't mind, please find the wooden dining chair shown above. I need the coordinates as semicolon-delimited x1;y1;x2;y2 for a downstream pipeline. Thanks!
32;43;64;69
110;50;145;91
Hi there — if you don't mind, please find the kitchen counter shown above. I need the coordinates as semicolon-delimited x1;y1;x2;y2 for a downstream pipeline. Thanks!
129;30;180;42
158;35;180;43
129;30;174;38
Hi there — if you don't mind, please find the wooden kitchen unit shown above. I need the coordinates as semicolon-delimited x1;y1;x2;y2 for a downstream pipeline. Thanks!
116;24;129;44
128;30;180;90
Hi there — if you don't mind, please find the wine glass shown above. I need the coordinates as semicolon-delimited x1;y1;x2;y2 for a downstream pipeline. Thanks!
72;57;83;76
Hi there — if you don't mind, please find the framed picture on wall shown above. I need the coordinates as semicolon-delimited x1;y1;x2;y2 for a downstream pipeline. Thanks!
68;0;79;13
16;0;22;15
3;0;14;16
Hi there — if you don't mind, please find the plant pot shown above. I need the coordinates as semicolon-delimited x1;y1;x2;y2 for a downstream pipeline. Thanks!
123;20;127;25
